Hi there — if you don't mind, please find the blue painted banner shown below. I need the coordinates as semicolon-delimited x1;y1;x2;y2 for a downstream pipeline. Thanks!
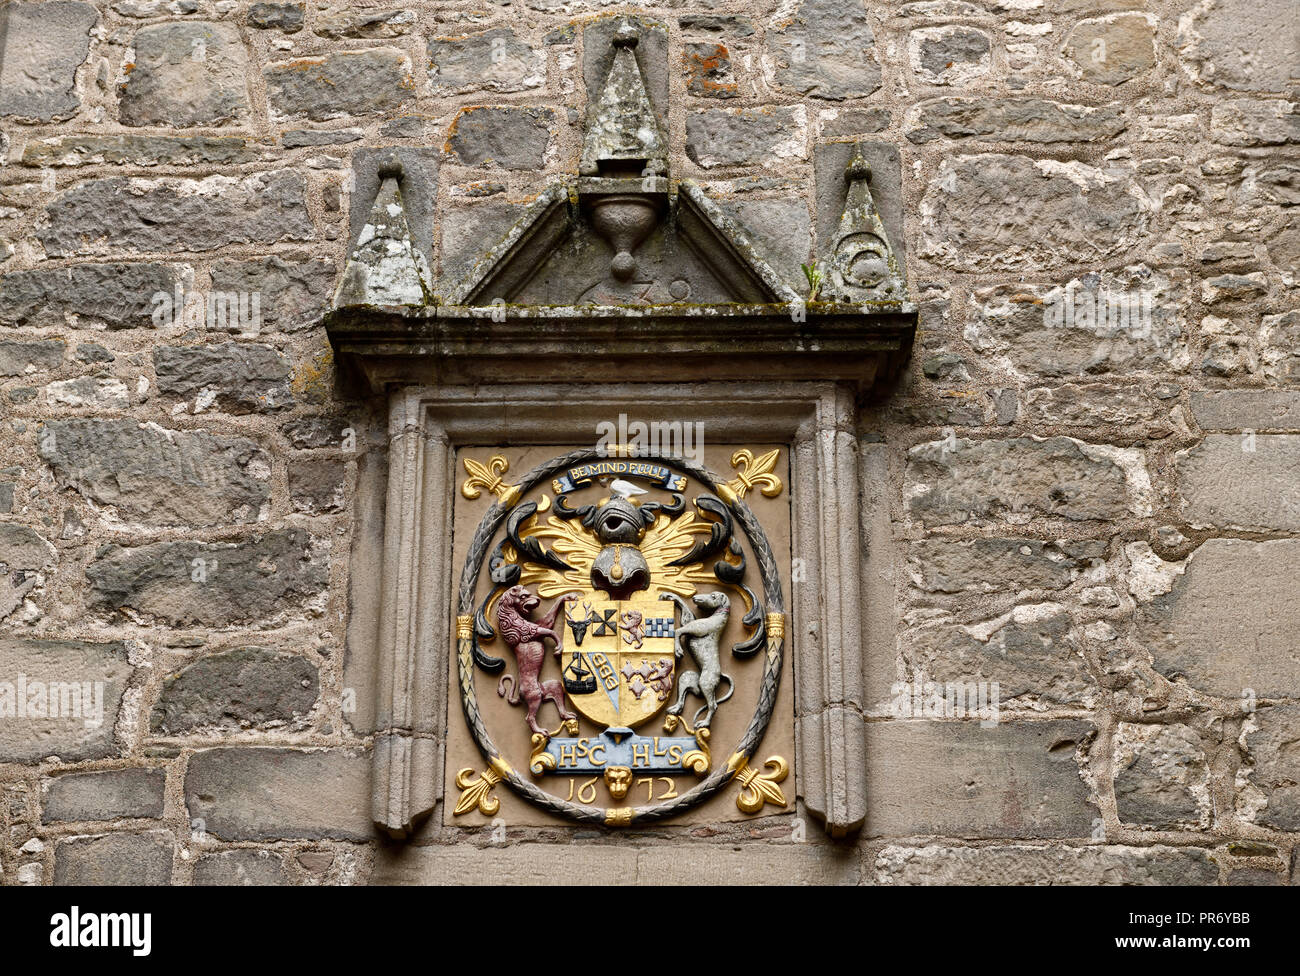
541;727;700;774
551;461;687;495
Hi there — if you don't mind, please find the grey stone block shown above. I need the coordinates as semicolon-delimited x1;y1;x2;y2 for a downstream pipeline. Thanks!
23;134;258;168
920;155;1147;272
679;14;754;37
119;22;250;127
185;748;372;841
967;270;1187;377
0;523;56;571
428;27;543;93
910;26;991;85
86;529;329;628
193;849;291;885
0;339;64;376
75;343;114;364
314;5;414;38
1024;384;1168;431
0;1;97;122
876;844;1218;885
283;417;353;449
445;107;556;171
248;2;303;31
1191;391;1300;431
1262;310;1300;383
289;459;346;514
42;768;166;822
40;419;270;527
1063;14;1156;86
265;49;415;121
151;647;318;734
0;639;132;763
821;107;891;137
684;41;738;99
765;0;880;100
153;343;292;413
53;831;174;885
906;98;1126;144
281;128;362;147
1178;0;1295;93
38;172;313;257
1178;434;1300;531
905;436;1140;526
686;106;805;168
909;538;1107;594
1240;704;1300;830
1113;723;1210;829
903;605;1096;707
864;720;1099;838
209;255;333;333
1139;539;1300;699
0;263;182;329
44;375;132;410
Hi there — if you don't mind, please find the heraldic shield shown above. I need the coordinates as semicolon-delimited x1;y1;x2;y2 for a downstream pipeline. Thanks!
561;597;676;729
451;447;791;827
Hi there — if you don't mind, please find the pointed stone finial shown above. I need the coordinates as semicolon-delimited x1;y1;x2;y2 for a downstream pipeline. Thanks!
579;19;668;177
377;152;404;180
333;162;431;307
845;150;870;183
822;144;905;302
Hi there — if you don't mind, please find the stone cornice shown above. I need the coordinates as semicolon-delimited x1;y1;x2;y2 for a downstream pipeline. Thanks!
326;301;917;394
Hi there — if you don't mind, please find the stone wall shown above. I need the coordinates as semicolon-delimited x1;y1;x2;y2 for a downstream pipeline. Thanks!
0;0;1296;885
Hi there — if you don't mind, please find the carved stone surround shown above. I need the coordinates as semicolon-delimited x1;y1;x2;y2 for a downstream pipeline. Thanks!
369;381;880;838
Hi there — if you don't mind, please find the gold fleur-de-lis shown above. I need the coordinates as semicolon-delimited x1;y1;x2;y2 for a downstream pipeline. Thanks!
461;454;521;508
452;757;511;816
727;753;789;814
724;448;783;501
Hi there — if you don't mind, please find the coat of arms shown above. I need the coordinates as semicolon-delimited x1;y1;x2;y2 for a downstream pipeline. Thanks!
452;448;790;825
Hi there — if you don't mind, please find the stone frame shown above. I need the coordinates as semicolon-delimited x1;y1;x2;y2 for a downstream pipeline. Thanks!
369;379;876;839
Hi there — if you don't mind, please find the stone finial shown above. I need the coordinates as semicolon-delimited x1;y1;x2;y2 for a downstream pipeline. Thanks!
579;19;668;177
376;152;404;180
822;144;905;302
333;168;431;307
614;20;639;48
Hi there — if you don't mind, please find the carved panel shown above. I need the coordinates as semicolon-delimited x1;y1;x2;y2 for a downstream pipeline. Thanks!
443;443;794;826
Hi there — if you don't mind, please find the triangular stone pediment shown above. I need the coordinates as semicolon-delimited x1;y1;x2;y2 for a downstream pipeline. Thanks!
447;180;798;307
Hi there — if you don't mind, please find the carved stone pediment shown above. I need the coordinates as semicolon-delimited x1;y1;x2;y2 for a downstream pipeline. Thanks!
325;18;916;396
448;180;796;307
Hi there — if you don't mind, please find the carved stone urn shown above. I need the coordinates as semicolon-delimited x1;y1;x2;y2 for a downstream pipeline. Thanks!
588;193;661;280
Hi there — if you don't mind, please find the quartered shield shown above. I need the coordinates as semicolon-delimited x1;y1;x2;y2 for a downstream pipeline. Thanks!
560;595;675;728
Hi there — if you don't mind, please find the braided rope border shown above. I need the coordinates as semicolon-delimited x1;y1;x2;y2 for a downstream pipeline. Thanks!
455;449;786;824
